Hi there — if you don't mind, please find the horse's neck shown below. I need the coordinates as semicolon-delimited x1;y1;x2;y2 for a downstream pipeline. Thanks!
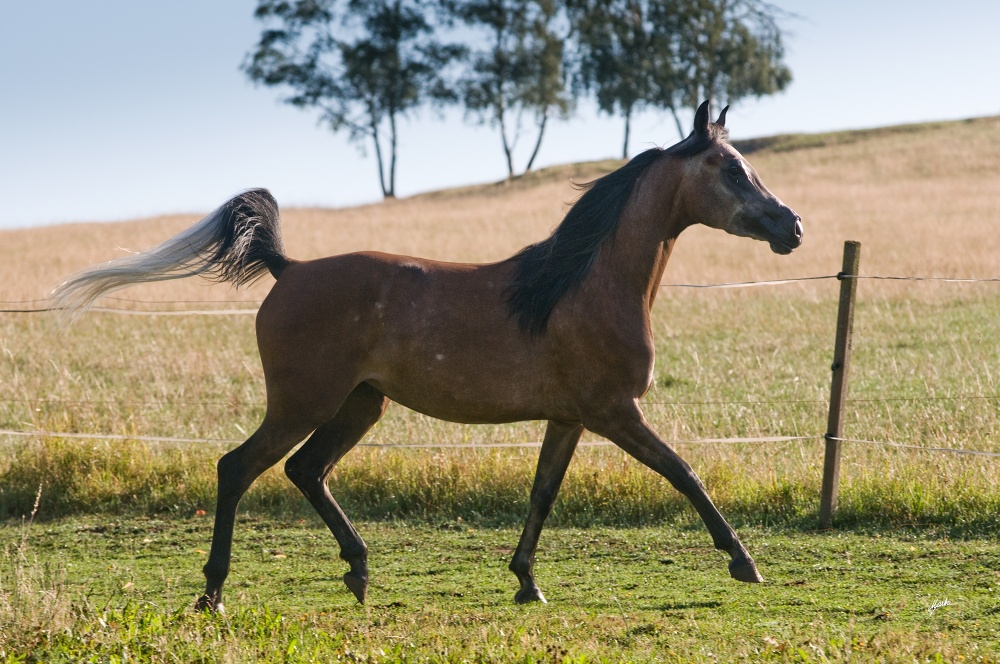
591;165;684;313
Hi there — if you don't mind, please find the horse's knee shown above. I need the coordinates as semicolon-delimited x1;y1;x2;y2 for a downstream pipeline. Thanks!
284;452;320;488
218;443;279;493
217;449;247;490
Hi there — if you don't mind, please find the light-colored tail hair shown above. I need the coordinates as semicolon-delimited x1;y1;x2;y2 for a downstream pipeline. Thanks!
51;188;288;320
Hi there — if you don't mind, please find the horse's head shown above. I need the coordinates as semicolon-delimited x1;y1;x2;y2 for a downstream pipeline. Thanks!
672;100;803;254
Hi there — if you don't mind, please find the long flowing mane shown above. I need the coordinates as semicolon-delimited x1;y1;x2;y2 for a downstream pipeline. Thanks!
505;124;728;335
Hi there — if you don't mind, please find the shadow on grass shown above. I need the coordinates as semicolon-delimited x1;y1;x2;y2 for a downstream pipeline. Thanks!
3;438;1000;539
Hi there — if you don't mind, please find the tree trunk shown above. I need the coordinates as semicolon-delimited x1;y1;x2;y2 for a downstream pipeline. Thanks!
670;107;685;140
387;110;398;198
622;107;632;160
498;106;515;179
523;110;549;174
370;120;390;199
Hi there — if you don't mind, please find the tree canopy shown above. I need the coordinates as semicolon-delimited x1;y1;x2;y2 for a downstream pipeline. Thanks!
244;0;461;198
570;0;791;157
243;0;792;193
449;0;571;177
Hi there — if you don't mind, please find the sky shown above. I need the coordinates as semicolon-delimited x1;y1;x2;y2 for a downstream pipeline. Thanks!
1;1;999;229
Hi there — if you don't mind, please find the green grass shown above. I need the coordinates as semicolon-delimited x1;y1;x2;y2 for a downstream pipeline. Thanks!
2;289;999;660
4;515;1000;662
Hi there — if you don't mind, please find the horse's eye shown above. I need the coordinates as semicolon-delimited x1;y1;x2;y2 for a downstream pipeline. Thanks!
728;162;742;178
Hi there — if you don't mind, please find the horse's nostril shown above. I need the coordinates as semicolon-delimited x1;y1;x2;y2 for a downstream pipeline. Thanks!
793;218;803;239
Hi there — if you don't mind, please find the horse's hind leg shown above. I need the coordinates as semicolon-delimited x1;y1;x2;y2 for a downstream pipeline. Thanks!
196;416;317;612
509;420;584;604
283;383;388;604
587;402;763;584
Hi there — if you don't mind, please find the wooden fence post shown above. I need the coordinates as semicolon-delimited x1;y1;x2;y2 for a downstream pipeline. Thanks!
819;240;861;528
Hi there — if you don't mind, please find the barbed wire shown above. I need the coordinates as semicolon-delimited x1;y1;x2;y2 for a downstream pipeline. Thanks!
0;305;259;315
1;398;249;406
106;296;261;305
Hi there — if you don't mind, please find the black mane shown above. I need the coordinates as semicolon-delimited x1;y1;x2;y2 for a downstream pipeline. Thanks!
505;125;727;335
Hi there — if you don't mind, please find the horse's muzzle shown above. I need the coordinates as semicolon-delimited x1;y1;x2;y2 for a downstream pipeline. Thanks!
766;213;803;255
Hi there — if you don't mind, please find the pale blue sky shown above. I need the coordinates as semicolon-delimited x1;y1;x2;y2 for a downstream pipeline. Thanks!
1;1;998;229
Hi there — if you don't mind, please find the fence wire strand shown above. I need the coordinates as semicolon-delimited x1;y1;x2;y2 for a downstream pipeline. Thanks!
6;393;996;408
846;275;1000;283
4;427;998;457
829;436;1000;459
659;275;838;289
0;428;818;448
3;271;999;314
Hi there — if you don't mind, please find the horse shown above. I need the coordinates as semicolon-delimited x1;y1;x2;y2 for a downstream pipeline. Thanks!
52;101;802;612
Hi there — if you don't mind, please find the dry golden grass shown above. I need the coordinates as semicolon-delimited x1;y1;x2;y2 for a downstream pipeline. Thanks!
3;116;998;305
1;115;998;532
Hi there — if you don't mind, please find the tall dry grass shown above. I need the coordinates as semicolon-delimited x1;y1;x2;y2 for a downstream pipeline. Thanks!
1;116;999;530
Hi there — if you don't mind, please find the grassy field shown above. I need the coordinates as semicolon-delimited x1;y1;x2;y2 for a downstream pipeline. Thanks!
4;515;1000;662
2;115;1000;660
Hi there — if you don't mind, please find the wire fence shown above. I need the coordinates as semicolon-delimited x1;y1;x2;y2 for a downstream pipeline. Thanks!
3;271;1000;314
2;269;999;461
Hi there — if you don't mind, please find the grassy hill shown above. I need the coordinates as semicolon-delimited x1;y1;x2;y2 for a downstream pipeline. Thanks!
3;114;999;305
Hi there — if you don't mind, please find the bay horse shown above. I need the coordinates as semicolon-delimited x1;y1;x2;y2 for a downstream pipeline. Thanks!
53;101;802;612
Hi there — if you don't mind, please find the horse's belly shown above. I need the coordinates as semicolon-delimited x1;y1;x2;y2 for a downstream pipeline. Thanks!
367;373;550;425
366;353;552;424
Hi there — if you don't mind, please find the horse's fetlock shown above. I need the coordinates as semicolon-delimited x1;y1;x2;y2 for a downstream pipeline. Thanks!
202;560;229;583
340;543;368;566
508;554;531;577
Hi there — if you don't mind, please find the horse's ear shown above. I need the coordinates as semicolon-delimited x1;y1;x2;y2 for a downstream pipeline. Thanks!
716;105;729;128
694;100;711;136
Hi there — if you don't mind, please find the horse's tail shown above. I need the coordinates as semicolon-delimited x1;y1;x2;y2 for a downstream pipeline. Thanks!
51;188;289;319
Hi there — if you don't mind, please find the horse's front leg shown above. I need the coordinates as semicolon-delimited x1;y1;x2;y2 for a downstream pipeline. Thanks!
586;402;763;583
509;420;584;604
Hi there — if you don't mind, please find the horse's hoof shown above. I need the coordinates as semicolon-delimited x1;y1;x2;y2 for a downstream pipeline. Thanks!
729;557;764;583
343;571;368;604
195;594;225;613
514;586;547;605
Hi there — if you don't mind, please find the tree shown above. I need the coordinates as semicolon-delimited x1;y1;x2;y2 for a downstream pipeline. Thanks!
569;0;791;154
670;0;791;127
450;0;571;177
568;0;679;158
244;0;462;198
